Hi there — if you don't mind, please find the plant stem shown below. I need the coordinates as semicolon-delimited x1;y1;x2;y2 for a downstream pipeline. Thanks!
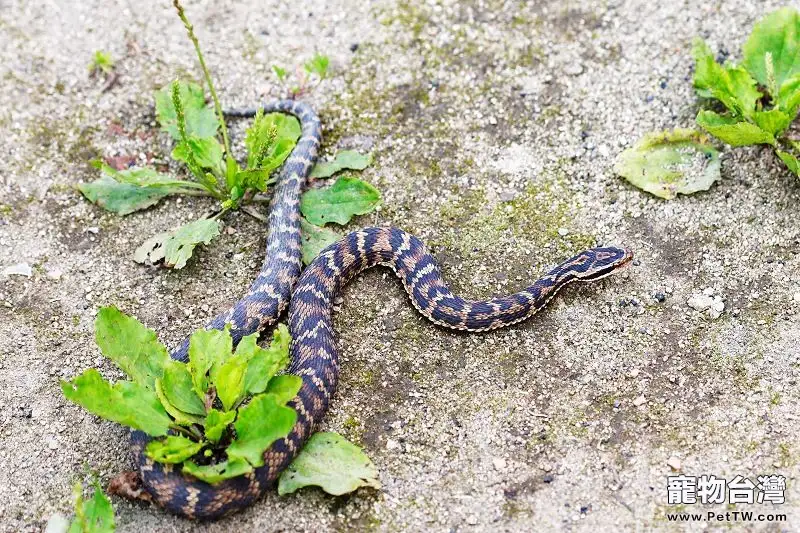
172;0;232;159
170;424;203;440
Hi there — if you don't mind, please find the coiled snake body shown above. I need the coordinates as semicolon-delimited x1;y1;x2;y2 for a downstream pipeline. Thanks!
130;101;633;519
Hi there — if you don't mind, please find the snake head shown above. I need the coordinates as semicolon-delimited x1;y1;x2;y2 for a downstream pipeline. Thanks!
573;246;634;281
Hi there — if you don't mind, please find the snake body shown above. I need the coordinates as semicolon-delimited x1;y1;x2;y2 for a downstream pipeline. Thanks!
130;102;633;519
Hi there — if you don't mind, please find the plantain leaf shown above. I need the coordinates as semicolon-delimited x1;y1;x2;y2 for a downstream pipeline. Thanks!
94;306;169;390
60;370;171;436
145;435;205;464
614;128;721;200
278;432;380;496
300;176;381;226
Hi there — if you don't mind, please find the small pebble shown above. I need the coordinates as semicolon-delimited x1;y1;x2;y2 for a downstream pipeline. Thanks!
632;395;646;407
666;456;681;470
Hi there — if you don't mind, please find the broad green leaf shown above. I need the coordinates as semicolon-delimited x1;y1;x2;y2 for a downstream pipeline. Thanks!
133;218;221;269
155;81;219;140
212;356;247;411
777;150;800;175
300;176;381;226
304;53;330;79
67;481;115;533
188;327;232;397
145;435;205;464
94;307;169;390
278;432;380;496
696;110;776;146
300;217;340;265
161;360;206;416
233;166;280;193
752;108;793;136
61;369;170;436
91;161;204;191
241;324;291;395
204;408;236;443
265;374;303;405
777;73;800;116
225;156;241;191
614;128;721;200
310;151;372;178
78;176;172;215
244;111;302;169
743;8;800;90
227;393;297;467
155;378;205;426
172;136;225;176
88;51;115;76
692;38;761;117
272;65;287;81
182;457;252;484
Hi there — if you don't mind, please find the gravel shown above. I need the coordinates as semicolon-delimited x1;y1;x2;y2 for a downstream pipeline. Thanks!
1;0;799;531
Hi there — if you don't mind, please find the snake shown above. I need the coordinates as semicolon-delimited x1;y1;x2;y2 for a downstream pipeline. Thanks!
128;100;634;519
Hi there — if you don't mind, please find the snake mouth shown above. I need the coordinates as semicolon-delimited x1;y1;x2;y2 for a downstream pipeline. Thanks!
619;248;635;268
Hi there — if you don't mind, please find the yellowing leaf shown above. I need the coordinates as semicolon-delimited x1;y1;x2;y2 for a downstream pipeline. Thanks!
300;176;381;226
145;435;205;464
227;393;297;467
94;306;169;390
182;457;252;484
278;432;380;496
614;129;721;200
60;370;171;436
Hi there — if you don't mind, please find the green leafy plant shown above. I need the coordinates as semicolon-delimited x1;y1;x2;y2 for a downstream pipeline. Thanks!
88;51;115;77
77;1;378;268
45;478;115;533
617;8;800;197
60;307;379;492
272;52;330;99
61;306;299;483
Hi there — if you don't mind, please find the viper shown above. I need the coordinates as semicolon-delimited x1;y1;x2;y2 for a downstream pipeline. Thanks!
128;100;633;519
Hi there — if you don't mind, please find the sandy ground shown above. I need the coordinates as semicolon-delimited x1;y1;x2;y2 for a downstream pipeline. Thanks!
1;0;799;531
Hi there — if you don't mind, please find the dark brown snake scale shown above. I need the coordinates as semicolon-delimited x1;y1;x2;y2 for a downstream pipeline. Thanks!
129;101;633;519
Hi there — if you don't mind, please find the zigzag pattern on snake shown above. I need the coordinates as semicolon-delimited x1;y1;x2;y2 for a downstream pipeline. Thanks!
129;101;633;519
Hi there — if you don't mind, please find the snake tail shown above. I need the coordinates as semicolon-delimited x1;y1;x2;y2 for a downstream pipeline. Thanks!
130;100;320;518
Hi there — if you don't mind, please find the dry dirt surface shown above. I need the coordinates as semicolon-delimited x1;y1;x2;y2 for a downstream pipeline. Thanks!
1;0;799;531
